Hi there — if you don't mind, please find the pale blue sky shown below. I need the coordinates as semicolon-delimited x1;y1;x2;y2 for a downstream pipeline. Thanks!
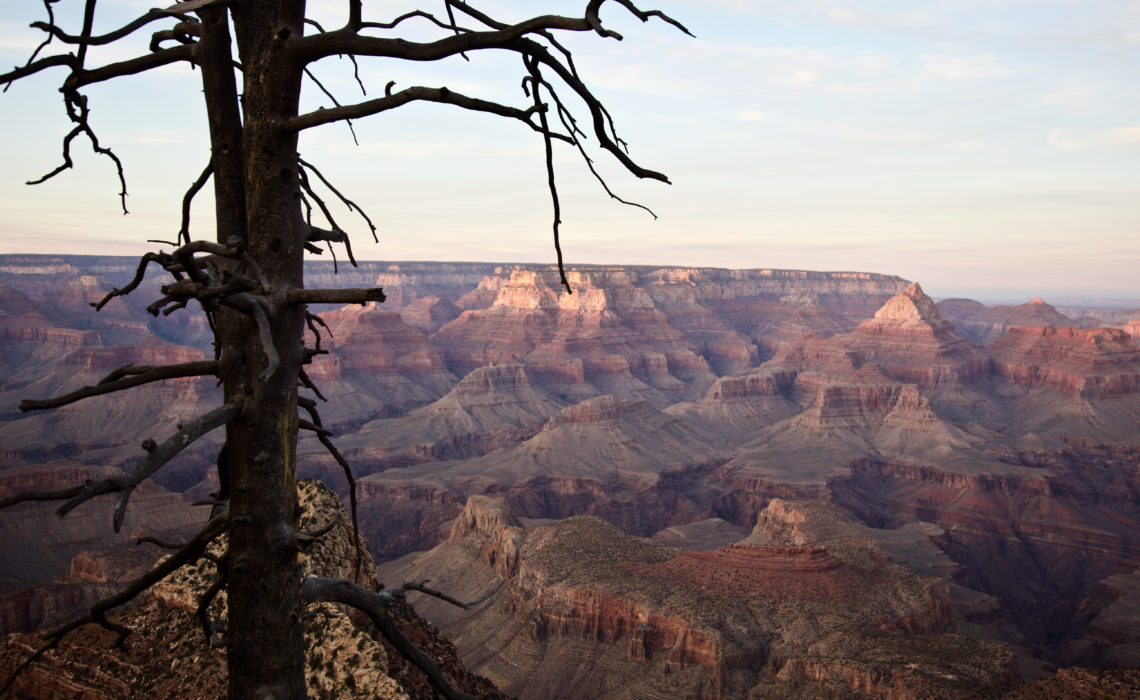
1;1;1138;301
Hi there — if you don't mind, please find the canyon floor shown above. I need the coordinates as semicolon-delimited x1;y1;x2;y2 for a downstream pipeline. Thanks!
2;255;1139;697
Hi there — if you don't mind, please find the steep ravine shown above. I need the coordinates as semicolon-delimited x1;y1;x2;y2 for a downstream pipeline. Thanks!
830;447;1140;666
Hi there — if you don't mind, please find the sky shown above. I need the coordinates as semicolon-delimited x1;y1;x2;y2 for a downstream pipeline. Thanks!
0;0;1138;302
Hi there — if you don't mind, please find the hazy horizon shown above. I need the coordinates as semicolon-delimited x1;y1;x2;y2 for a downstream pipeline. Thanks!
2;251;1137;310
2;1;1137;302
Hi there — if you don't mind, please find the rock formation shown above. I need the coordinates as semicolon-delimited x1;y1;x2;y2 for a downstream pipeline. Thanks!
380;496;1018;698
3;255;1140;695
0;463;203;633
938;296;1078;344
988;326;1140;398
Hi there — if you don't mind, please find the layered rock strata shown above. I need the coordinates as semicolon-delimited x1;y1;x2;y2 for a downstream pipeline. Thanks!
4;255;1140;693
938;297;1079;344
381;496;1018;699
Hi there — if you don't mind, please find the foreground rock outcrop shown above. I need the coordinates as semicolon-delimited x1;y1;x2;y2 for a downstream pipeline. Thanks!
0;481;502;699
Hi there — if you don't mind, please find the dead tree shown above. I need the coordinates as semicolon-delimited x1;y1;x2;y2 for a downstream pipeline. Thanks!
0;1;688;698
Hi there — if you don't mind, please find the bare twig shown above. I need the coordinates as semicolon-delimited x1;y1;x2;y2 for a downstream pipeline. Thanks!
179;161;214;246
298;418;333;437
298;368;328;402
30;8;176;47
298;156;378;242
30;91;130;214
525;59;570;294
298;396;361;579
197;564;228;647
305;311;332;353
398;579;505;609
92;252;175;311
303;67;359;145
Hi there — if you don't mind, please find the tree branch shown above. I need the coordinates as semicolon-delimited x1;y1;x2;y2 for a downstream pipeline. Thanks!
28;8;191;47
0;402;243;529
525;59;570;293
303;66;358;145
0;53;77;85
302;577;501;700
298;395;360;580
284;85;564;139
92;252;174;311
63;43;197;91
298;156;378;243
179;161;214;246
399;579;505;609
285;288;386;305
30;90;131;213
517;36;670;183
293;12;603;65
0;512;227;695
220;294;278;381
197;562;228;647
19;360;219;412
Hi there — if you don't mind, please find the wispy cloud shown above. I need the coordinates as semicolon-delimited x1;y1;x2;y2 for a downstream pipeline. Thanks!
1048;126;1140;151
825;8;863;25
1041;86;1097;108
790;68;820;84
737;110;768;121
922;52;1030;80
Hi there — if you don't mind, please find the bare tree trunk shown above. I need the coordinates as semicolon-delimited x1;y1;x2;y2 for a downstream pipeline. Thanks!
223;3;309;697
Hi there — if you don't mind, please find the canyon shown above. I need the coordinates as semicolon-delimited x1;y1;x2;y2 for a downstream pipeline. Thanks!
2;254;1139;697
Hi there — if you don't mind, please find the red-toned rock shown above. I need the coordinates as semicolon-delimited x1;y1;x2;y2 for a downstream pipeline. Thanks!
399;294;461;334
63;337;206;374
841;282;988;389
312;302;449;378
0;313;101;350
832;444;1140;658
939;296;1077;344
320;364;563;482
0;278;35;315
356;480;466;561
381;496;1015;699
434;267;715;401
988;325;1140;398
1005;667;1140;699
705;367;796;401
1121;318;1140;340
5;255;1140;692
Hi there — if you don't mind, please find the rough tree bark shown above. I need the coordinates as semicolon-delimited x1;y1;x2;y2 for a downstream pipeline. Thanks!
1;1;689;697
